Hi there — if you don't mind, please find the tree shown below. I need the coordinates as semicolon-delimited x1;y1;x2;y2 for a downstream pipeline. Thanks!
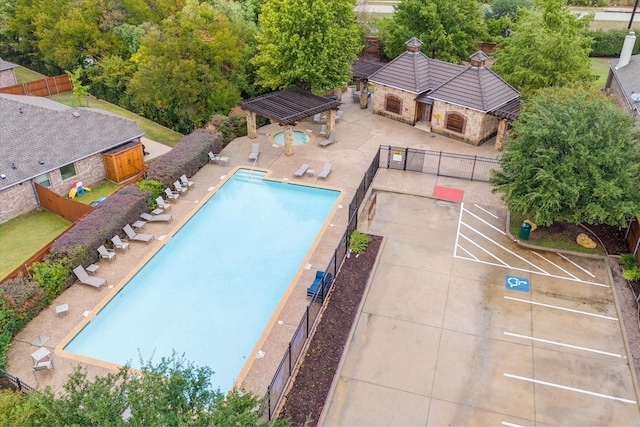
491;0;595;97
491;86;640;227
252;0;362;92
484;0;534;20
1;353;285;426
66;68;90;106
375;0;487;62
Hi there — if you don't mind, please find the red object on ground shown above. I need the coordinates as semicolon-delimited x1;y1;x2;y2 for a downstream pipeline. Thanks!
433;185;464;202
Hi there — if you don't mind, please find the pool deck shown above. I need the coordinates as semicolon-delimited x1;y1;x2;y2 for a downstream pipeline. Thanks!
6;94;501;398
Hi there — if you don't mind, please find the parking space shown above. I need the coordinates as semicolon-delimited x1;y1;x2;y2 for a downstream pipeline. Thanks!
320;191;640;426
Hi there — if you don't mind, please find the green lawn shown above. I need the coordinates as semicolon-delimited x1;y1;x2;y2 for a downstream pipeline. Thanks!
13;66;46;84
48;93;183;147
591;57;613;90
73;180;122;205
0;210;71;279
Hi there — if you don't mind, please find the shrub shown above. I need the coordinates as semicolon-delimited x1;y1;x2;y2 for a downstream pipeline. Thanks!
31;261;70;304
146;129;222;187
136;179;164;209
0;276;45;331
588;29;640;57
0;290;18;369
349;230;371;254
209;114;247;144
623;266;640;281
619;253;637;271
567;0;606;6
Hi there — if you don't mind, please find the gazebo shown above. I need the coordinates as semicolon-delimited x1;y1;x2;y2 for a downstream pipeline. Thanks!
238;88;341;156
351;58;384;109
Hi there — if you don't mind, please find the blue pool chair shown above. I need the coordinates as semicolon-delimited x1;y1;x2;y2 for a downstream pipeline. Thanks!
307;271;333;299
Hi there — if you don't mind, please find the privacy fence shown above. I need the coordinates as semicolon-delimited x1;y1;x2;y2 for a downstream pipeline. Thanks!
263;146;499;419
0;74;72;97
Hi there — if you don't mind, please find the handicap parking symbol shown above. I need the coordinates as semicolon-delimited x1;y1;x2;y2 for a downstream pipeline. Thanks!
505;275;530;293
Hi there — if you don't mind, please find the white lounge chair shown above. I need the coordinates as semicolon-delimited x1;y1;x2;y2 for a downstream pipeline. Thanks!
140;212;172;222
313;113;321;123
124;224;153;243
319;132;336;148
165;188;179;200
155;196;171;212
335;110;343;122
319;124;327;137
208;152;229;165
294;164;310;177
180;174;194;188
111;235;129;252
33;359;53;379
318;163;332;179
97;245;116;262
73;265;107;289
249;143;260;161
174;181;188;194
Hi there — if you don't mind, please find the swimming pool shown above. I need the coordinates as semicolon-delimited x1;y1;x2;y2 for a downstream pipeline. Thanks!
62;169;340;391
272;130;311;146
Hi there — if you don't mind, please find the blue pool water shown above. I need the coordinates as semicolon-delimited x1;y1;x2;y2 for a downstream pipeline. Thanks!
64;169;340;391
273;130;310;145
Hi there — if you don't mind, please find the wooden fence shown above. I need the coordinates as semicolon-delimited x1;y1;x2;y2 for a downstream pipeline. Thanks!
34;183;93;223
1;228;70;282
0;74;72;97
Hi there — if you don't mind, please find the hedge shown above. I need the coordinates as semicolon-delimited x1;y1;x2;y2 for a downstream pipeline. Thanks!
588;29;640;57
0;290;18;369
0;276;45;333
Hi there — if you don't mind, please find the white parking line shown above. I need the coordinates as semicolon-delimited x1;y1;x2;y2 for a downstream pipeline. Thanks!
504;332;623;358
504;296;618;320
458;245;479;261
474;203;499;219
559;253;596;278
504;373;636;404
454;202;464;258
532;251;579;280
459;233;510;267
462;207;506;235
501;422;523;427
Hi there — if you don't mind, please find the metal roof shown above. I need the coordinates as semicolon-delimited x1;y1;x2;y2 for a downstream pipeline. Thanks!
609;54;640;111
237;88;342;125
0;94;144;190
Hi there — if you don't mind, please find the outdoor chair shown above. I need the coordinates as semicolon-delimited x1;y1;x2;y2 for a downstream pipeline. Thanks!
140;212;172;222
123;224;154;243
313;113;321;123
97;245;116;262
307;271;332;299
317;163;332;179
111;235;130;252
180;174;194;188
73;265;107;289
319;124;327;137
174;181;188;194
319;132;336;148
155;196;171;212
335;110;343;122
164;187;179;200
32;359;53;379
294;164;309;177
249;143;260;161
209;152;229;165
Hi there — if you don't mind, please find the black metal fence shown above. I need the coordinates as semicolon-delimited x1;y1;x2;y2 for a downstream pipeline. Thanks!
0;369;35;393
379;145;500;182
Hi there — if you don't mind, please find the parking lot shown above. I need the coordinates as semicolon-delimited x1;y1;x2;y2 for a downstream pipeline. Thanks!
320;190;640;426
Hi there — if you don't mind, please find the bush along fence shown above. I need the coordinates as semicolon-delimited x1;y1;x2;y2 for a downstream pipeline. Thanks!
0;368;35;393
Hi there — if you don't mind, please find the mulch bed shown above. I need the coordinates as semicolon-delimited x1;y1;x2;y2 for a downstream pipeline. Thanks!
279;235;382;426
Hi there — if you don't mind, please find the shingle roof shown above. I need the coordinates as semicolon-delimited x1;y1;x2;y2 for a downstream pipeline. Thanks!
609;54;640;111
0;58;18;72
238;87;341;125
351;59;385;80
428;66;520;112
369;50;465;94
0;94;144;190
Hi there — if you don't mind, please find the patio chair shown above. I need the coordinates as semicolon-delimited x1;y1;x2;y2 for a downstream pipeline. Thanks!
33;359;53;379
155;196;171;212
319;124;327;137
123;224;154;243
180;174;194;188
293;164;309;177
313;113;321;123
307;271;333;299
97;245;116;262
111;235;130;252
140;212;172;222
249;143;260;161
164;187;180;200
319;131;336;148
73;265;107;289
335;110;343;123
318;163;332;179
173;181;188;194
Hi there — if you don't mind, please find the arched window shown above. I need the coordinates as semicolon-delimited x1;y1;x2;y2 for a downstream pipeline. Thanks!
385;94;402;115
445;112;465;133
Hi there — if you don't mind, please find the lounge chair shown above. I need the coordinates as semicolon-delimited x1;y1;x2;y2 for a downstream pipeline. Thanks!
294;164;309;177
307;271;333;299
155;196;171;212
97;245;116;262
335;110;343;122
318;163;332;179
180;174;194;188
319;132;336;148
319;124;327;137
111;235;129;252
73;265;107;289
174;181;188;194
208;152;229;165
124;224;153;243
165;187;179;200
313;113;321;123
249;143;260;161
140;212;172;222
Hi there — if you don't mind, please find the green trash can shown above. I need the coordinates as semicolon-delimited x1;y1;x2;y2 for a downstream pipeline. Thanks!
518;222;532;240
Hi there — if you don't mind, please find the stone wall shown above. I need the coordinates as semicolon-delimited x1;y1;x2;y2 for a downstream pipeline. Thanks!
430;101;498;146
371;84;417;125
0;69;17;88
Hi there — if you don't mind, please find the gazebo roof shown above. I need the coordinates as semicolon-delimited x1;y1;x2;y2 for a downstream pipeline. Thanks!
351;58;385;80
237;87;342;125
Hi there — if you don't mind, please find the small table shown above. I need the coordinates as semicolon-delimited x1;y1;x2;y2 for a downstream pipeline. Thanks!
56;303;69;317
132;220;147;231
85;264;99;275
151;208;164;215
306;169;315;176
31;346;51;363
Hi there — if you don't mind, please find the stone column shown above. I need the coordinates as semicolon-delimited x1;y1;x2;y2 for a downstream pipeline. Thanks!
283;125;294;156
495;119;508;151
326;110;336;135
360;82;369;109
246;111;257;139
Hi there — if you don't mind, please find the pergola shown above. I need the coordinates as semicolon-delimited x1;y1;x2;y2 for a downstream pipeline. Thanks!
238;88;342;156
351;59;384;109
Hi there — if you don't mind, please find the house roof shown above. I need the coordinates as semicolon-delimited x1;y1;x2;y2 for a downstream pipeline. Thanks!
427;65;520;113
0;94;144;190
237;87;341;125
351;59;385;80
0;58;18;72
369;49;465;94
608;54;640;112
